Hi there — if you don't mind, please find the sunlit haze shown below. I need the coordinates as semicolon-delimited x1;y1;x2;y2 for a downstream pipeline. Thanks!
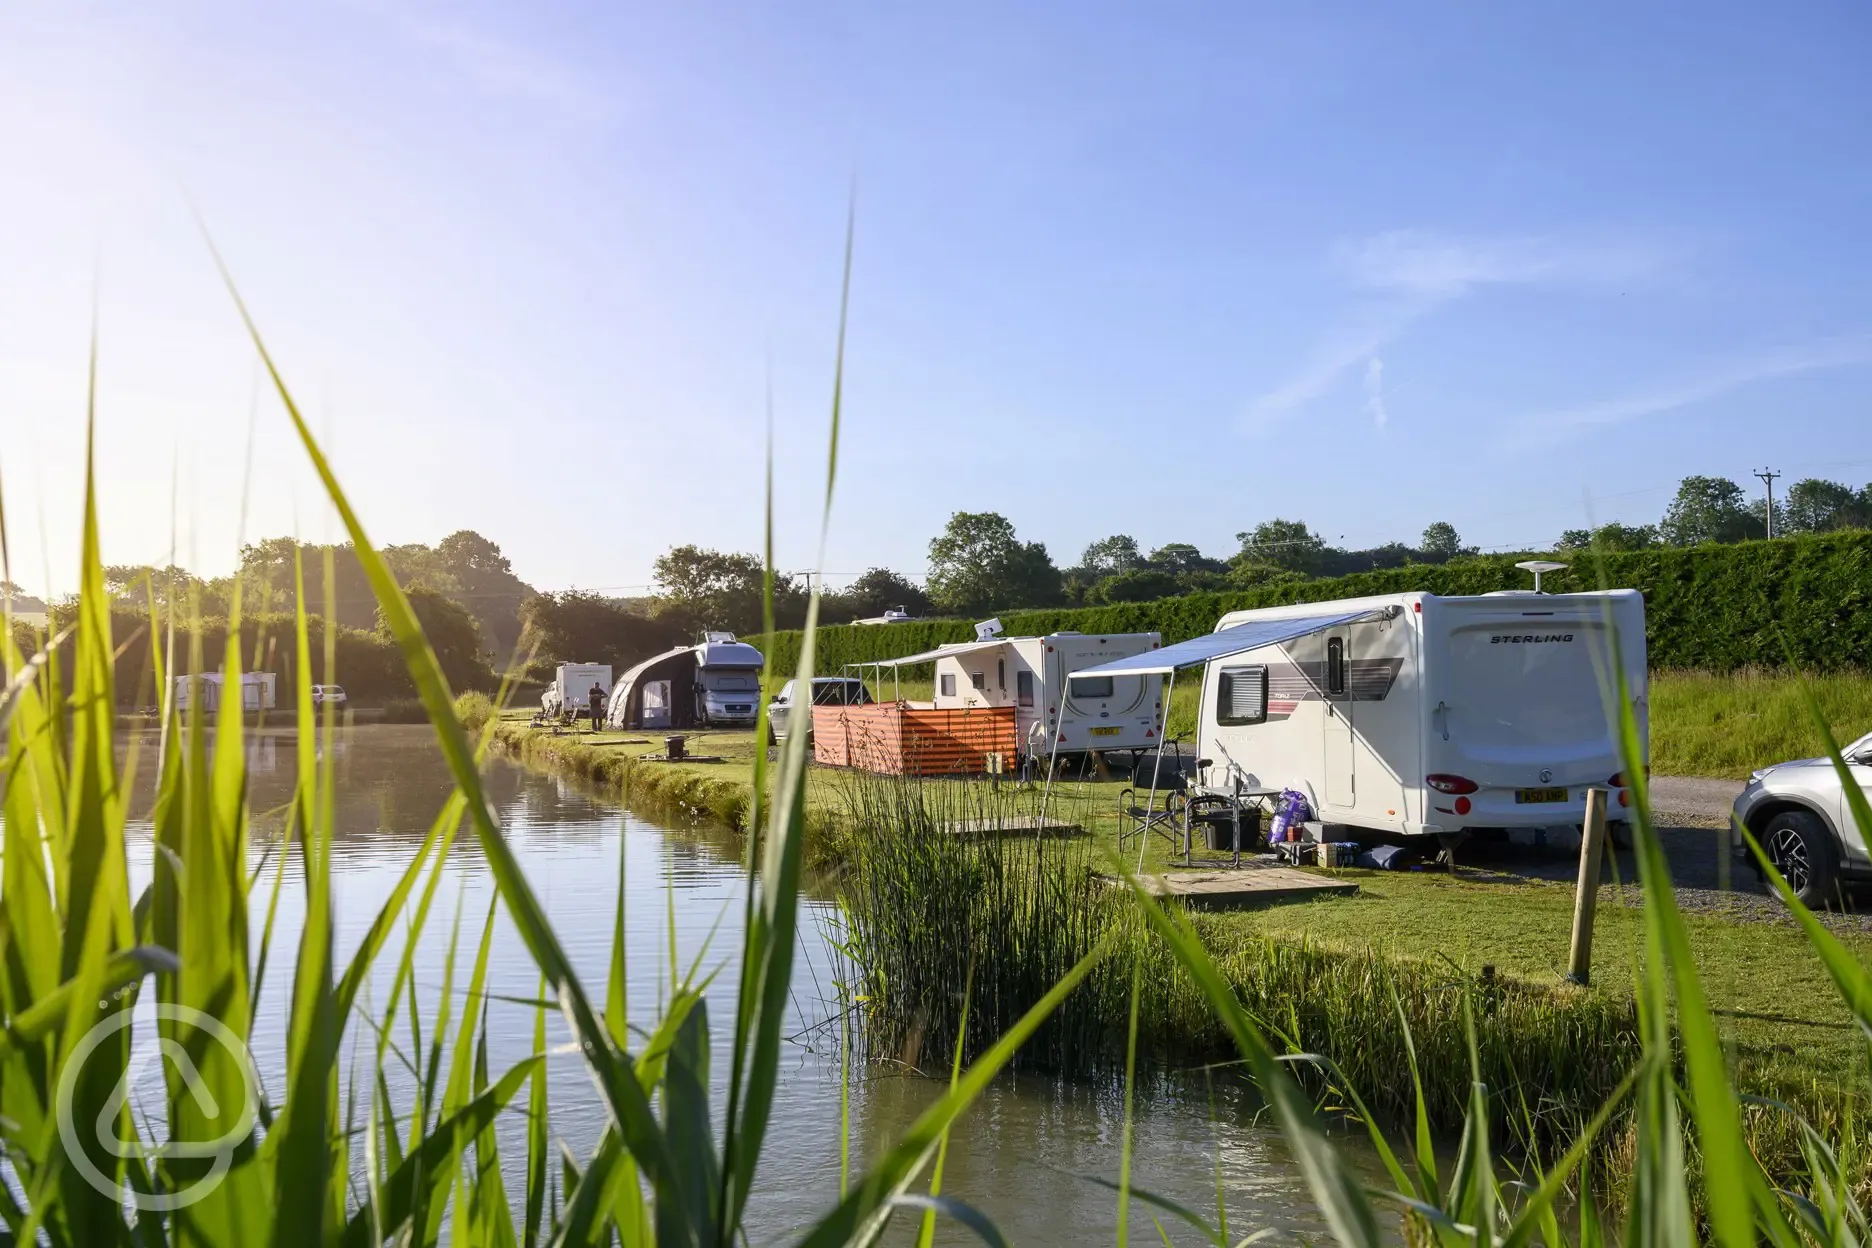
5;2;1870;597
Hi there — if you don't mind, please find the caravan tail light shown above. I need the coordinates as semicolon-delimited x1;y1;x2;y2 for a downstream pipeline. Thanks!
1426;774;1479;795
1619;789;1631;808
1608;772;1627;788
1454;796;1472;816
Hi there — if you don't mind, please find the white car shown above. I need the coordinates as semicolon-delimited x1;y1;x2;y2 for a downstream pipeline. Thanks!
767;677;874;743
1734;728;1872;906
311;684;348;707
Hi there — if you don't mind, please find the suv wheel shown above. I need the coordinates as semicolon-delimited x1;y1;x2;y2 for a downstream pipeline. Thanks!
1762;809;1840;908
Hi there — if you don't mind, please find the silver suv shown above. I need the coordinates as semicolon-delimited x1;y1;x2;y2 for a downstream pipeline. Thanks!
1733;729;1872;906
767;677;874;743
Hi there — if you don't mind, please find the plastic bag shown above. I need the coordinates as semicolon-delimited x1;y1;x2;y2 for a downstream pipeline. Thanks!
1266;789;1312;845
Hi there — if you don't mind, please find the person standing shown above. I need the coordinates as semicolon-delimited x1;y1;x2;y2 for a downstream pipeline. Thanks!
587;682;606;733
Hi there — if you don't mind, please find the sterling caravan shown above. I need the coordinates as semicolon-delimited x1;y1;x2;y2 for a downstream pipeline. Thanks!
1072;584;1647;843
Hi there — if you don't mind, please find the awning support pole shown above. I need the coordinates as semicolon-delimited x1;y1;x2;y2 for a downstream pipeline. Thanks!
1137;666;1176;874
1036;645;1071;829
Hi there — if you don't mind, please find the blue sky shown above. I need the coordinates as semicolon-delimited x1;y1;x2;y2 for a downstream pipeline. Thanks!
4;2;1870;597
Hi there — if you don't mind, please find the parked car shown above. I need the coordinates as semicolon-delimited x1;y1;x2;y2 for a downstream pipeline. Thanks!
768;677;874;743
1734;728;1872;906
311;684;347;707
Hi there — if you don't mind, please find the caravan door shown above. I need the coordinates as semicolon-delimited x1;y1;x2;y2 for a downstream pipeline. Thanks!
1321;631;1355;806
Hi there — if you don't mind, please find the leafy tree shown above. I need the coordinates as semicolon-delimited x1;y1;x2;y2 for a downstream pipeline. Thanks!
433;530;534;659
652;545;803;636
925;512;1061;616
829;568;930;622
1077;535;1144;577
517;590;689;679
1145;543;1226;574
1419;522;1463;561
1557;522;1659;552
0;581;47;613
1782;478;1868;533
380;585;495;692
1658;476;1761;546
1233;519;1325;575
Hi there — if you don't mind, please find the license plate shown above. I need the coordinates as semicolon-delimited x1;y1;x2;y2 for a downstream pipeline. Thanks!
1515;787;1569;804
1089;726;1121;738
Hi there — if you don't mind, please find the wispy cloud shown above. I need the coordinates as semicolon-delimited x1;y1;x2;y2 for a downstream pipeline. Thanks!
354;3;612;123
1243;229;1677;431
1500;334;1872;452
1364;357;1388;428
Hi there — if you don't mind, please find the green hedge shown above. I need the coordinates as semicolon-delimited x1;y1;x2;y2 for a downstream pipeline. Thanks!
764;531;1872;675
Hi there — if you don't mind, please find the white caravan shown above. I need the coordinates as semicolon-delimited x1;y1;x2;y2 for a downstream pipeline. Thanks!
172;671;278;713
863;621;1166;760
1073;581;1647;842
548;663;613;720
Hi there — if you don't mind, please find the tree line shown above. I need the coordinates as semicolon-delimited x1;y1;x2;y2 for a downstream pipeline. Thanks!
18;470;1867;699
1559;474;1872;550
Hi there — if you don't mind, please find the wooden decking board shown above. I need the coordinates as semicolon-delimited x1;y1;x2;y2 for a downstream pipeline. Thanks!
1125;867;1357;910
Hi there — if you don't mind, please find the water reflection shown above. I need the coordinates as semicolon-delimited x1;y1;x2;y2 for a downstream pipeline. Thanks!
111;725;1359;1244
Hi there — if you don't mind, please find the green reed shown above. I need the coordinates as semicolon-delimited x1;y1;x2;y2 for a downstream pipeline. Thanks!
829;771;1640;1159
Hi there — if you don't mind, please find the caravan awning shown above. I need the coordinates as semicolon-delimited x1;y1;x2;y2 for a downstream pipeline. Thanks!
1071;610;1383;678
856;638;1009;669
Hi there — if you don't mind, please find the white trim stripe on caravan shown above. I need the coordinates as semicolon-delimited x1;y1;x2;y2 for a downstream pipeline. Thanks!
1073;609;1386;678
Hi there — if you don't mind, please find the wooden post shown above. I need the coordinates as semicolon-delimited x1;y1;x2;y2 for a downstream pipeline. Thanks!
1567;788;1610;986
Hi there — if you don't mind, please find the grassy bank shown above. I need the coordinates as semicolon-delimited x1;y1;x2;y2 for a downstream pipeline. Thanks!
832;776;1641;1159
829;774;1872;1198
484;707;1872;1152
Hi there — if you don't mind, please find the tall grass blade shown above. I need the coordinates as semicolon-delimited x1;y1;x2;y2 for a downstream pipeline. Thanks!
1611;660;1780;1245
1115;871;1383;1248
719;199;854;1243
206;244;687;1223
798;933;1109;1248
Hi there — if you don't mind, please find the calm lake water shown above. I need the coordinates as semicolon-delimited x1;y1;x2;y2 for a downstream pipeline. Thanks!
115;725;1361;1244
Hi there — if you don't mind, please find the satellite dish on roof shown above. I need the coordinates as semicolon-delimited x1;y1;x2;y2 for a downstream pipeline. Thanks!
974;618;1004;641
1514;560;1568;594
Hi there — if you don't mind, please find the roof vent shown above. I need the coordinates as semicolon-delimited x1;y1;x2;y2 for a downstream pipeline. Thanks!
974;618;1004;640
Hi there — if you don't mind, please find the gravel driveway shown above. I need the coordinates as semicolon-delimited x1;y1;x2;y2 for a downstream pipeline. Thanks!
1448;776;1872;931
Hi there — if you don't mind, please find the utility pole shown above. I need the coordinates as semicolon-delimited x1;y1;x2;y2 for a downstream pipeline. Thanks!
1754;468;1782;539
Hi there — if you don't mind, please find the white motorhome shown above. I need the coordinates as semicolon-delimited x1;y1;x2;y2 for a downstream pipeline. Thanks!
548;663;613;721
172;671;278;713
693;633;764;727
865;621;1165;760
1073;578;1647;843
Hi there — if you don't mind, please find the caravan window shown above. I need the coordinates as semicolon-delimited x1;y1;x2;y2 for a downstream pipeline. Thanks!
1069;675;1114;700
1216;665;1268;726
970;671;985;690
997;659;1005;690
1326;637;1347;697
1016;670;1034;707
940;673;956;697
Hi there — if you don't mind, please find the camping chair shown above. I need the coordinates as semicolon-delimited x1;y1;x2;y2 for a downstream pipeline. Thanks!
1116;738;1194;857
